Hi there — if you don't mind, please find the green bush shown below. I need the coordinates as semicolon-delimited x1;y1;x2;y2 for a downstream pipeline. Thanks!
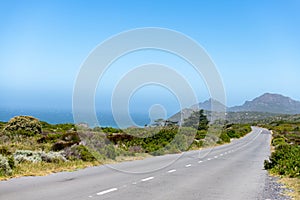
226;129;239;138
3;116;42;136
71;145;96;162
173;134;188;151
0;145;11;156
100;127;123;133
51;132;81;151
104;144;118;160
195;130;207;140
7;156;15;169
41;122;76;133
272;137;286;146
219;132;230;143
264;144;300;177
0;154;12;176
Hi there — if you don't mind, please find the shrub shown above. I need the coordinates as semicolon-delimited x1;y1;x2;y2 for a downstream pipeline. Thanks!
264;144;300;177
128;145;144;153
0;145;11;156
173;134;188;151
14;150;42;163
41;122;76;133
13;150;67;164
0;154;12;176
272;137;286;146
64;145;96;162
51;141;70;151
3;116;42;136
104;144;118;160
61;132;81;143
76;145;96;161
219;132;230;143
226;129;239;138
7;156;15;169
195;130;207;140
37;133;62;143
40;152;67;163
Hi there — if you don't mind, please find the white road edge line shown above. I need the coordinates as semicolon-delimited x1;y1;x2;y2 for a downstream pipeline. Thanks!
141;177;154;182
167;169;176;173
97;188;118;196
185;164;192;167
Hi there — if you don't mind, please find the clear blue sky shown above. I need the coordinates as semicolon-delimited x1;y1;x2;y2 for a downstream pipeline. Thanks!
1;0;300;114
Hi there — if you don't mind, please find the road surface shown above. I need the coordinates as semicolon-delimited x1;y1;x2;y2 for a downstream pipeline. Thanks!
0;127;272;200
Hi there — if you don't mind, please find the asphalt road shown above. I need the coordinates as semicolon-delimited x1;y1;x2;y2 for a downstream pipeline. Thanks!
0;127;271;200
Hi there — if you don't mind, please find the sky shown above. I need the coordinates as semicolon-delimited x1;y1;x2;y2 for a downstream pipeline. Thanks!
1;0;300;123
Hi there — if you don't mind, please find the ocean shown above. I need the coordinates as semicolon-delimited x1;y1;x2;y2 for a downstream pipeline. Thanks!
0;108;155;128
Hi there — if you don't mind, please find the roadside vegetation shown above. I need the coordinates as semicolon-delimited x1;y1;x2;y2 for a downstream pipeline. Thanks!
263;120;300;199
0;112;251;180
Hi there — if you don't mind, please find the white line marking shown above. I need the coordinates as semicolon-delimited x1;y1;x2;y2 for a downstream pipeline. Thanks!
220;154;223;156
167;169;176;173
198;160;203;163
214;156;218;158
141;177;154;182
207;158;212;161
185;164;192;167
97;188;118;195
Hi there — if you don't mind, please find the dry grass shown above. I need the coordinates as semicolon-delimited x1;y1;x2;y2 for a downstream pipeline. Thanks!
0;160;100;181
0;153;152;181
279;177;300;200
115;153;152;162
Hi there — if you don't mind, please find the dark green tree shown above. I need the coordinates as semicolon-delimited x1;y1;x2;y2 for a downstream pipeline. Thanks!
183;110;209;130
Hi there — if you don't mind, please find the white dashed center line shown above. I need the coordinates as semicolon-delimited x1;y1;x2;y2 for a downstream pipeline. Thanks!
198;160;203;163
167;169;176;173
207;158;212;161
220;154;223;156
185;164;192;167
214;156;218;158
141;177;154;182
97;188;118;196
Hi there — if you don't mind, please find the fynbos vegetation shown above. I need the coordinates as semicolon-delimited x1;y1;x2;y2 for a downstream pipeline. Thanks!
264;121;300;178
0;114;252;179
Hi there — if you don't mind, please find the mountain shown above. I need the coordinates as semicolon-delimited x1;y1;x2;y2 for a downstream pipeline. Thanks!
169;93;300;124
229;93;300;114
191;98;227;112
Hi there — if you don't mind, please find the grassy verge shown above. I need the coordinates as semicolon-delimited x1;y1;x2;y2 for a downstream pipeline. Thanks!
0;160;100;181
263;121;300;199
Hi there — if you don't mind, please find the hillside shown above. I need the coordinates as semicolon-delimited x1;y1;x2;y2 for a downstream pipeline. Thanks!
190;98;227;112
229;93;300;114
169;93;300;124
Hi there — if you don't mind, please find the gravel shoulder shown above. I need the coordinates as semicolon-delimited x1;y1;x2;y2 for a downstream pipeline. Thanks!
263;174;293;200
